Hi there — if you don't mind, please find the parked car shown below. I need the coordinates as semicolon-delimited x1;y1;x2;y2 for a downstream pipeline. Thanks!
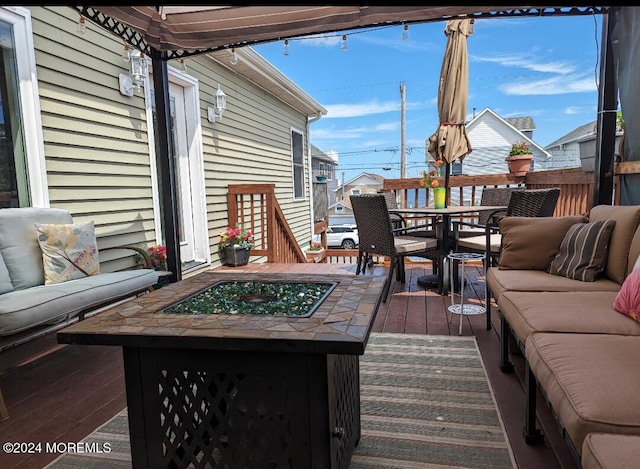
313;225;359;249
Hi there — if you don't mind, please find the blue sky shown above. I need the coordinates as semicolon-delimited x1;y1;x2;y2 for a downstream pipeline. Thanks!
253;13;604;183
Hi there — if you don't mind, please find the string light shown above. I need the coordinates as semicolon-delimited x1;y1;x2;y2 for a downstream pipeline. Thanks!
77;16;86;36
122;44;131;62
179;58;188;72
282;39;290;56
230;48;238;65
402;24;409;42
341;35;348;52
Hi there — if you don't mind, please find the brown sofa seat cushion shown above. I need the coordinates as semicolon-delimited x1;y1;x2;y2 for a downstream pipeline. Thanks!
498;215;587;270
582;433;640;469
487;267;620;301
589;205;640;284
526;333;640;456
498;291;640;346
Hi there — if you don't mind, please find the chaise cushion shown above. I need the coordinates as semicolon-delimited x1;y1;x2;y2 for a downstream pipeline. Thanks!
498;291;640;347
526;333;640;456
0;269;158;336
0;207;73;290
582;433;640;469
548;220;616;282
498;215;587;270
35;221;101;285
589;205;640;284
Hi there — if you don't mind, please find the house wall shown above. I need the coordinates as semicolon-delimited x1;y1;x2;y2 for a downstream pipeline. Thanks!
29;7;313;271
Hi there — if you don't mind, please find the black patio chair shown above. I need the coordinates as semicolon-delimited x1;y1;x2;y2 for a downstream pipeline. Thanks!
451;187;560;329
350;194;440;302
455;187;524;239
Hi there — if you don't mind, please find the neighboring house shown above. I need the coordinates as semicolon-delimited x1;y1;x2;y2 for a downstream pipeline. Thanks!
330;172;384;224
464;108;552;175
2;6;326;273
545;120;624;171
310;145;339;205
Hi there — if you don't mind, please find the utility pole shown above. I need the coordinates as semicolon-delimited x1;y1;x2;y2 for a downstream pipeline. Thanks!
400;81;406;178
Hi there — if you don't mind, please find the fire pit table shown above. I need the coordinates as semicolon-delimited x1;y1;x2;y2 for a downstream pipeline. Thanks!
57;271;383;469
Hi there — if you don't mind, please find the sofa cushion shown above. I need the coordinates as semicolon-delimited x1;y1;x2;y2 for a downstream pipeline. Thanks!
548;220;616;282
0;207;73;290
487;267;621;301
0;252;13;295
0;269;158;336
35;220;100;285
498;215;587;270
498;291;640;347
582;433;640;469
589;205;640;284
526;333;640;456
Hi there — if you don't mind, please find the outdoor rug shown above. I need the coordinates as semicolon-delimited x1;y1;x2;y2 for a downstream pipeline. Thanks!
46;333;515;469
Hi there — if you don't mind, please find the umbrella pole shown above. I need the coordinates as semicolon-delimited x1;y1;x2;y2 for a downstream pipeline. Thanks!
444;162;451;208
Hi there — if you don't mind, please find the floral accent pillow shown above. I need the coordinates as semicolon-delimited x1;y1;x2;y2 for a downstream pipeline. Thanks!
614;267;640;322
35;221;100;285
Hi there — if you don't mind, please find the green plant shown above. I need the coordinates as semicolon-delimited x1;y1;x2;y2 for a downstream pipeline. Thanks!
508;140;531;156
617;110;625;131
219;224;253;249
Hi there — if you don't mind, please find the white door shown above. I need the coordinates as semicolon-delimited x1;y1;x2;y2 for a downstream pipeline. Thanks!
169;82;195;263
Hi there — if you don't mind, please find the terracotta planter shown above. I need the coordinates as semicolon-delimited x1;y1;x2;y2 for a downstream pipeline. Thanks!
306;249;325;263
220;246;251;266
505;154;533;177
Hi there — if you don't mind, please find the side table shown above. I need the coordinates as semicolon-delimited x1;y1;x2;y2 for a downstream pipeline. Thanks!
447;252;486;335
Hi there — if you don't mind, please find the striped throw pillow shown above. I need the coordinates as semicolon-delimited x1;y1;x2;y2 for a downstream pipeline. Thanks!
548;220;616;282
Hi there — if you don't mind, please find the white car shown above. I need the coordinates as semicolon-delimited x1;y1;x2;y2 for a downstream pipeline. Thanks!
313;225;359;249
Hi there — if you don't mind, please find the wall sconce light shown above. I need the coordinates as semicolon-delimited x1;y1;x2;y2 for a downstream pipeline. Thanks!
118;49;148;97
207;85;227;123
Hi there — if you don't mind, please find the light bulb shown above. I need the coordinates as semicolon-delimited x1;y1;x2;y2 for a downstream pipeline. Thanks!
230;48;238;65
77;16;86;36
402;24;409;42
122;44;131;62
179;58;188;72
341;35;348;52
282;39;290;56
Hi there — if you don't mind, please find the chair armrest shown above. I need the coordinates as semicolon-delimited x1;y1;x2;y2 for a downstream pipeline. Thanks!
100;245;153;269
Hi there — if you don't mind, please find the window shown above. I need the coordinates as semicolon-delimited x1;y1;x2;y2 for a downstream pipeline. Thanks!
0;7;46;208
335;206;344;213
351;189;361;196
291;128;305;199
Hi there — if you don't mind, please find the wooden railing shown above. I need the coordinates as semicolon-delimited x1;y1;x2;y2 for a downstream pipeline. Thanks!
383;167;595;218
227;184;308;263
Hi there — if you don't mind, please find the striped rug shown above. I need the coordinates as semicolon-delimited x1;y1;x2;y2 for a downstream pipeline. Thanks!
46;333;515;469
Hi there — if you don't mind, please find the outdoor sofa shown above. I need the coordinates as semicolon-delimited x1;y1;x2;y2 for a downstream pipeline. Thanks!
0;207;159;419
486;204;640;467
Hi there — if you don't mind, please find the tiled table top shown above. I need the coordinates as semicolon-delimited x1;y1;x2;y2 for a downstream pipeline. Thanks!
58;271;384;355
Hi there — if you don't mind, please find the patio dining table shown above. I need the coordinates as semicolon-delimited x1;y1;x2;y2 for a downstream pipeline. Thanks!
390;205;507;295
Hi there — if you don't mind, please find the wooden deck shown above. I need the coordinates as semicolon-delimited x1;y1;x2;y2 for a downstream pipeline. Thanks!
0;261;579;469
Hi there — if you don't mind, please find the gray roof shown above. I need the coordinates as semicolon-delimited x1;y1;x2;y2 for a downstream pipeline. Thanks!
504;116;536;131
546;121;596;148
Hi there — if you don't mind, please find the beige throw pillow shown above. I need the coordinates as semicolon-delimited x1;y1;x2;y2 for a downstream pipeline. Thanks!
35;221;100;285
498;215;588;271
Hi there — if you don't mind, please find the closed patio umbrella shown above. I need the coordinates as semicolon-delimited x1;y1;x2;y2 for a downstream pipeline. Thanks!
427;18;474;206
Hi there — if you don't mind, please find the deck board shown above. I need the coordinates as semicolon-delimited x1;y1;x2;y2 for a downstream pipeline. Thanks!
0;261;578;469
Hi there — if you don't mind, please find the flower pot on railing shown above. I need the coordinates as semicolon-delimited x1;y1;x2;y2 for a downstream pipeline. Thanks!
505;154;533;177
433;187;446;209
306;248;325;263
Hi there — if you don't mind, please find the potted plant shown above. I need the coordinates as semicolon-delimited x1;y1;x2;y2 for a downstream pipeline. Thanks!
219;225;253;266
314;173;327;182
306;241;325;262
505;140;533;176
136;244;171;288
419;159;446;208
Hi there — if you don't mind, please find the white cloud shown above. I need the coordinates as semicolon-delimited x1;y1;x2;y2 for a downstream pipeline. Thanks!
324;100;399;118
472;53;575;74
500;74;597;95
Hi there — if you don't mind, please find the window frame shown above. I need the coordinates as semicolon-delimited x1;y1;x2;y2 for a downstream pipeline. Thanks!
290;127;305;201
